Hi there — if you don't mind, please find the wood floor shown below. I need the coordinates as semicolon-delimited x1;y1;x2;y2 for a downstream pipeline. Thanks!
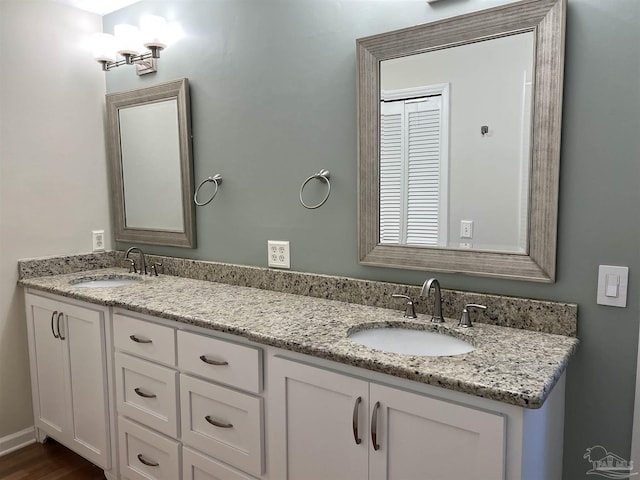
0;439;105;480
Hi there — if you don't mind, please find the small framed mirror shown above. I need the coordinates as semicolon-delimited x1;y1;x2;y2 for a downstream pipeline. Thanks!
106;78;196;248
357;0;566;282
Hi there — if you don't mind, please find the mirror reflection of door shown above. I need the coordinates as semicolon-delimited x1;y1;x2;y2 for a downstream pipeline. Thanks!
380;32;534;253
380;85;449;247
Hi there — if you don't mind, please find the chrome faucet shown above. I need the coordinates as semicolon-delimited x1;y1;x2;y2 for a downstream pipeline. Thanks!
125;247;147;275
420;278;445;323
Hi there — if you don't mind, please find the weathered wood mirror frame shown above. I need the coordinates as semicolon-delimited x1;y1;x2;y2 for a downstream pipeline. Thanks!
106;78;196;248
357;0;565;282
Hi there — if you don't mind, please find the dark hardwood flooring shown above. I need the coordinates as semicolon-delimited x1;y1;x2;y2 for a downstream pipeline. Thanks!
0;439;105;479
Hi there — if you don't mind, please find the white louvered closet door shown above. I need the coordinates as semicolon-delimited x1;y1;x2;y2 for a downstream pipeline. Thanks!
405;98;442;245
379;102;404;244
380;96;444;246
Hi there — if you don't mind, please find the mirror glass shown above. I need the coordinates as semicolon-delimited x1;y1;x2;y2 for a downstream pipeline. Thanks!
379;32;534;253
357;0;566;282
120;99;183;231
106;78;196;248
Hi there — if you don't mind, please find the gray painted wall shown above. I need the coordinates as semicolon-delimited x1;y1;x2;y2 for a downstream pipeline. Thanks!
105;1;640;478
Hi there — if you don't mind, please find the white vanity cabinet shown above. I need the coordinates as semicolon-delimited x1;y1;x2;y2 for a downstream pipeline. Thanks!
178;330;265;478
24;293;111;469
113;313;181;480
269;356;505;480
23;289;566;480
112;312;265;480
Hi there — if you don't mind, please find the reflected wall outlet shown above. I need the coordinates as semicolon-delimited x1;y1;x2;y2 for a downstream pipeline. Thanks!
460;220;473;239
268;241;290;269
92;230;105;252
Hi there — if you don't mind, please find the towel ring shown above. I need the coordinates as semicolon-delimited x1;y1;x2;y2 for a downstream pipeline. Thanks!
194;174;223;206
300;169;331;209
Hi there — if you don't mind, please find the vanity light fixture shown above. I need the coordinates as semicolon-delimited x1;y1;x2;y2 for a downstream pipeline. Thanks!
91;14;168;75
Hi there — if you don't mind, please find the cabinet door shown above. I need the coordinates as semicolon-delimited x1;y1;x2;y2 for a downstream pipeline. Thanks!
369;383;505;480
270;357;369;480
25;294;110;468
25;297;68;438
63;303;110;468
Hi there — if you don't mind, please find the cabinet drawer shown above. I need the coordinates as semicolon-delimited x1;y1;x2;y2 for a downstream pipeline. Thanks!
114;314;176;366
183;447;258;480
118;417;180;480
177;331;261;393
180;374;263;476
115;352;179;437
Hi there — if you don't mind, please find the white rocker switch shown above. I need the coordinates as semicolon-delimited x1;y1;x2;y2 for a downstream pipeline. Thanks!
597;265;628;307
605;274;619;297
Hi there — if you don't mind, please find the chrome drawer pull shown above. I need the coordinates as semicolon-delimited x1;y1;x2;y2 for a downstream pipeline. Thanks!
352;396;362;445
134;388;157;399
51;311;59;339
137;453;159;467
205;415;233;429
371;401;381;451
129;334;152;344
199;355;229;366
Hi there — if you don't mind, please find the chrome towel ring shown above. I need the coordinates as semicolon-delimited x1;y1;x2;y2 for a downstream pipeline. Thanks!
194;174;223;206
299;169;331;209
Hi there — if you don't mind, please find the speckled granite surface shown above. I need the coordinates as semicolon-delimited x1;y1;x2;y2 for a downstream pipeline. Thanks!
19;267;579;409
18;251;118;279
19;251;578;336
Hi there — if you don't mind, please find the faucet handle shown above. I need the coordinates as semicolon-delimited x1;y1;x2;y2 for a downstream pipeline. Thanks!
391;294;417;319
126;258;137;274
150;262;163;277
459;304;487;328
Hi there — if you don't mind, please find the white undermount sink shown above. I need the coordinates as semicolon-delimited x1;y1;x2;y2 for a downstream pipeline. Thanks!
70;275;142;288
348;325;474;357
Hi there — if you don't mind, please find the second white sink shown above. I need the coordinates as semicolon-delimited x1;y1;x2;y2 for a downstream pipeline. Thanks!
348;326;474;357
70;275;142;288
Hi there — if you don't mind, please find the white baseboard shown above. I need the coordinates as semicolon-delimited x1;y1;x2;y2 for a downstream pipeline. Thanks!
0;426;36;456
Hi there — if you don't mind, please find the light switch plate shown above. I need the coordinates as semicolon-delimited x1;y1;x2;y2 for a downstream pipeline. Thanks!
597;265;628;307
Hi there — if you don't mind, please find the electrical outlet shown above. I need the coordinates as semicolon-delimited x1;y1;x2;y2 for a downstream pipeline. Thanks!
92;230;105;252
460;220;473;239
268;241;290;269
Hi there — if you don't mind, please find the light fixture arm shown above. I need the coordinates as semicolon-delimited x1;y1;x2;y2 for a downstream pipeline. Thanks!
99;46;163;71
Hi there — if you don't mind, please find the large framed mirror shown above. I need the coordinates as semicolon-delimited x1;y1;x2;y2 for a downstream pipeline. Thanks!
357;0;565;282
106;78;196;248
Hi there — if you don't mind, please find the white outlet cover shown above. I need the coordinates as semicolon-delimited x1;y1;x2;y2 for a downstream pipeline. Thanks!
460;220;473;239
267;240;290;269
92;230;105;252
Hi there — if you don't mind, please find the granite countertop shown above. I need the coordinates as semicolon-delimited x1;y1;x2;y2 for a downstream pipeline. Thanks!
20;267;579;409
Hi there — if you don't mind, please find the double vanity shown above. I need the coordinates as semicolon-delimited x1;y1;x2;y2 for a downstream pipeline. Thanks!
19;252;578;480
15;0;573;476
